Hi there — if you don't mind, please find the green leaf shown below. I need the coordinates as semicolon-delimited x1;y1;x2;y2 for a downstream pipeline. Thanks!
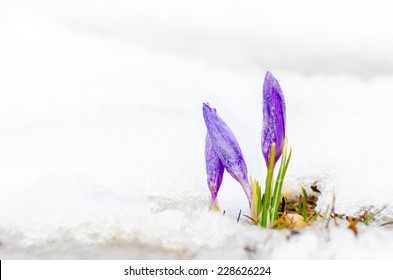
261;143;276;228
300;187;308;222
250;177;262;222
270;137;292;223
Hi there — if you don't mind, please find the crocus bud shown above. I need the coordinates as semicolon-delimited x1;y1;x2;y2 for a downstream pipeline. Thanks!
203;103;252;205
205;133;224;208
262;71;286;166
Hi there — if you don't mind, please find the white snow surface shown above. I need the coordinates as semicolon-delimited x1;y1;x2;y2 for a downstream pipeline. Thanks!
1;1;393;259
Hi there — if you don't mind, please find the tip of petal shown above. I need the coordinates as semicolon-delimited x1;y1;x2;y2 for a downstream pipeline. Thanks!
264;71;276;83
263;71;283;96
202;103;211;115
203;102;217;114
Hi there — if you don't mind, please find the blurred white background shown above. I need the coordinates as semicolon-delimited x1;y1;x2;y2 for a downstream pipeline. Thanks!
2;0;393;77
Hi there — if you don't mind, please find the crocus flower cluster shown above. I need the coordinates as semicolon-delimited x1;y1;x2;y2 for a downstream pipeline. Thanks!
203;71;288;223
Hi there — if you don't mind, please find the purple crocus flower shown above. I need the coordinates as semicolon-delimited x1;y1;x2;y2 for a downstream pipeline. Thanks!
261;71;286;166
205;133;224;206
203;103;252;205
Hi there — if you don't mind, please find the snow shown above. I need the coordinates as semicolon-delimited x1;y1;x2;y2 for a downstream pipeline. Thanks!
1;0;393;259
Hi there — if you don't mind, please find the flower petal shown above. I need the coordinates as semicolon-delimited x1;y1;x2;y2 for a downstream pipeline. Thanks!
205;133;224;203
203;103;252;204
262;71;286;166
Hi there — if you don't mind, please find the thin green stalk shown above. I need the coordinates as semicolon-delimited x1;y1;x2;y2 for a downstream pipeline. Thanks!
301;187;308;222
283;147;292;174
302;199;307;221
270;137;288;222
250;176;262;222
261;143;276;228
273;146;291;221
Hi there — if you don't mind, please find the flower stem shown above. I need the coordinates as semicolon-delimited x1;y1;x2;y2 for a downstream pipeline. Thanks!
209;199;220;212
270;137;291;222
251;176;262;222
261;143;276;228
